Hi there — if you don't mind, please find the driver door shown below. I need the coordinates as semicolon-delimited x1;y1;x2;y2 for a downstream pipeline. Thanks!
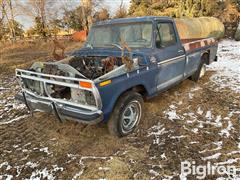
154;21;186;91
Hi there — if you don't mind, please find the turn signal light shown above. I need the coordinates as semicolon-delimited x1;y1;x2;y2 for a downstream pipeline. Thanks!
79;81;92;89
99;80;112;87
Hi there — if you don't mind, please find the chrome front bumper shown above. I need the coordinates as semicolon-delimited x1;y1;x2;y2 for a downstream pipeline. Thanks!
16;92;103;124
15;69;103;124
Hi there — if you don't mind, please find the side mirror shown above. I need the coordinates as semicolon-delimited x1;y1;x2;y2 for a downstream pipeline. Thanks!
149;56;157;64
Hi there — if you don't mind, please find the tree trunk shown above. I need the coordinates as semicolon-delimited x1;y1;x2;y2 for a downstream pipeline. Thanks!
2;4;14;42
8;0;16;41
0;0;5;24
40;0;47;41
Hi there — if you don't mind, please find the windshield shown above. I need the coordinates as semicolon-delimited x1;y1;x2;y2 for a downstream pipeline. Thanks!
86;22;153;48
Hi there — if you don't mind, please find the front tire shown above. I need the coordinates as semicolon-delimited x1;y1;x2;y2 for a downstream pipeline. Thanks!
107;91;143;137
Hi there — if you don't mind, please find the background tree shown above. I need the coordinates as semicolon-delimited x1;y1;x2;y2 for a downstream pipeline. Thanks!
129;0;150;16
1;0;17;41
0;23;7;41
62;6;85;31
48;18;65;36
60;0;105;31
0;0;6;40
232;0;240;10
6;19;24;37
129;0;240;38
7;0;16;40
129;0;228;17
25;28;35;37
93;8;110;22
177;0;223;17
32;16;49;37
17;0;58;38
0;0;23;41
0;0;4;23
80;0;105;30
114;0;128;18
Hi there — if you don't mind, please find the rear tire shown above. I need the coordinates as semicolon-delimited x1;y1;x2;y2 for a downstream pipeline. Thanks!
190;54;208;82
107;91;143;137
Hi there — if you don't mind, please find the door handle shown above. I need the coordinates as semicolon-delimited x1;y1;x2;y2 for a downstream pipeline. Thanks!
178;49;184;53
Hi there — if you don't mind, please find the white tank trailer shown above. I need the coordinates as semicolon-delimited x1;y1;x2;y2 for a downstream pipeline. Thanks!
175;17;225;40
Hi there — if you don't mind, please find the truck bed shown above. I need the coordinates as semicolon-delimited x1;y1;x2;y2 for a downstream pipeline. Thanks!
181;37;217;52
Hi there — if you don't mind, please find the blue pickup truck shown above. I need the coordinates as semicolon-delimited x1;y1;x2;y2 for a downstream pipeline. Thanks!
16;16;218;137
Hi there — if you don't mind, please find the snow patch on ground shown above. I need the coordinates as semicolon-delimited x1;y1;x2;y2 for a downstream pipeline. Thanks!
200;141;223;153
0;115;29;125
26;165;64;180
0;145;62;179
164;105;181;121
219;120;234;137
25;162;38;169
202;153;222;161
0;174;13;180
215;158;240;165
148;123;168;145
39;147;52;155
149;169;160;178
208;40;240;93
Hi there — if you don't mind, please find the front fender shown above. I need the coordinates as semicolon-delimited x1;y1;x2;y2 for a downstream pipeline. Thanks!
96;66;158;121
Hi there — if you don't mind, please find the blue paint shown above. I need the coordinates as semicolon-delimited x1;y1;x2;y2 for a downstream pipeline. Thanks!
71;16;218;122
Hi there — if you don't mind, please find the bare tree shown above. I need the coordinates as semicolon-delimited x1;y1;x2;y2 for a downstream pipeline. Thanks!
114;0;128;18
17;0;46;37
7;0;16;40
16;0;59;38
0;0;6;41
0;0;16;41
80;0;105;30
0;0;5;24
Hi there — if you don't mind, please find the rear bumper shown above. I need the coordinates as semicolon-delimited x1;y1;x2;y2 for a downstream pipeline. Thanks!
16;92;103;124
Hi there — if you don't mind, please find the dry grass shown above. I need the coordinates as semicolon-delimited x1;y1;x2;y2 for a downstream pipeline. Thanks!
0;39;83;75
0;39;82;54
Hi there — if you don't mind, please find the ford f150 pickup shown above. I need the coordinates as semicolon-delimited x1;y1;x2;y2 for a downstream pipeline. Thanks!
16;16;218;137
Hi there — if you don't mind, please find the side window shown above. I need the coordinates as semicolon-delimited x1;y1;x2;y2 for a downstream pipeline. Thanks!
156;22;177;48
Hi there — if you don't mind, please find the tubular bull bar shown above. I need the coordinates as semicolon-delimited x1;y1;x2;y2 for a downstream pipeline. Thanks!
15;69;103;124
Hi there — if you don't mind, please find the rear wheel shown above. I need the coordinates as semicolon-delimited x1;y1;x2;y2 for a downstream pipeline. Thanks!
107;91;143;137
199;63;207;78
190;54;208;82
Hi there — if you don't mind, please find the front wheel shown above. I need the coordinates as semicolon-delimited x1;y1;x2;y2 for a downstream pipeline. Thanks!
107;91;143;137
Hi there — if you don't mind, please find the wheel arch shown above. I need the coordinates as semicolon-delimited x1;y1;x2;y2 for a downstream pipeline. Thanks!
201;50;210;65
114;84;148;105
109;84;148;114
103;84;148;121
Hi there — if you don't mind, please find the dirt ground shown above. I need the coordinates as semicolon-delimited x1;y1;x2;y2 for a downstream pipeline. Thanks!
0;40;240;179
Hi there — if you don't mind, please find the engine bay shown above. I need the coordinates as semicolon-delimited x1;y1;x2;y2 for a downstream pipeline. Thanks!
67;56;124;79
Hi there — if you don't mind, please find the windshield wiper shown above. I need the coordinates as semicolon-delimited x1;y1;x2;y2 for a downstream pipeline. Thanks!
85;42;94;49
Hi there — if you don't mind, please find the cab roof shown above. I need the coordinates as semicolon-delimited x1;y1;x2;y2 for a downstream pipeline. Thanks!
93;16;174;26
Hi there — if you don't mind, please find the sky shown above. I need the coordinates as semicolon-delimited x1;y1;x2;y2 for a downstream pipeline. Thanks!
103;0;130;13
15;0;131;30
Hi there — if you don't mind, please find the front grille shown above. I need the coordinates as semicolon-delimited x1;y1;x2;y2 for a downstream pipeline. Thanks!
16;69;101;110
22;77;44;95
